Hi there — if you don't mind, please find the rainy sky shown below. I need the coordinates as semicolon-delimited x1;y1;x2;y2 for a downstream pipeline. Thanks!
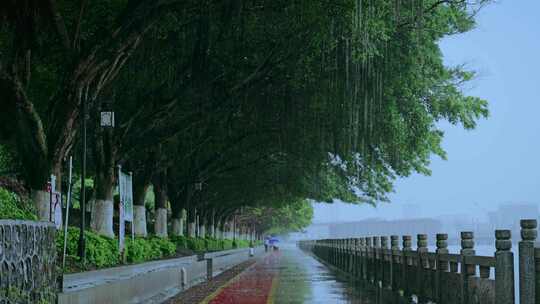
314;0;540;223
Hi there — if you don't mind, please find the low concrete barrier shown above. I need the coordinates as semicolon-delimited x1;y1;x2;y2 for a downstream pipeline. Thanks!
58;246;263;304
205;247;264;277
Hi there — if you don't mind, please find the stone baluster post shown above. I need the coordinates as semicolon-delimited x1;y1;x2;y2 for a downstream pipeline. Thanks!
356;238;362;278
361;237;367;280
461;231;475;304
417;234;428;301
402;235;412;299
333;239;337;266
344;239;349;271
381;236;389;288
374;236;381;284
495;230;514;304
349;238;355;273
331;239;335;265
349;239;356;276
519;219;537;304
390;235;400;291
366;237;373;282
435;233;449;303
353;238;358;277
344;238;349;270
338;239;342;267
535;247;540;304
327;240;331;264
337;239;342;268
345;238;352;273
339;239;344;268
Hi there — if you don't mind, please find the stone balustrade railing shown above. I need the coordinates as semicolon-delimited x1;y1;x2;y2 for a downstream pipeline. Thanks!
298;219;540;304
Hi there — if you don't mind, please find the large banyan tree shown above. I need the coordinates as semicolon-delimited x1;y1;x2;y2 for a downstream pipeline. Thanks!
0;0;490;236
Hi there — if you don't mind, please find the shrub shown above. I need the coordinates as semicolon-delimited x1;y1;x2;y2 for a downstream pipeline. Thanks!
222;239;234;250
169;236;255;252
56;227;119;268
186;237;206;251
126;237;176;263
57;228;252;272
235;239;251;248
170;235;188;249
0;187;37;220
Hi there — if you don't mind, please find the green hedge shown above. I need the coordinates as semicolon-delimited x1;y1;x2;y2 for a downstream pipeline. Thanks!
170;236;257;252
126;237;176;263
57;228;178;268
0;187;37;220
57;227;259;272
56;227;119;268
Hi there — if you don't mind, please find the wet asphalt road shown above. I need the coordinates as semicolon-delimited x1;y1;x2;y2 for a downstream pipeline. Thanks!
272;243;375;304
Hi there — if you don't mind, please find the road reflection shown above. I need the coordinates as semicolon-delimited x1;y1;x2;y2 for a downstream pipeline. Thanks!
273;244;377;304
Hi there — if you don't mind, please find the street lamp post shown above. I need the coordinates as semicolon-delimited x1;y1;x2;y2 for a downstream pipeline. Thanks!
77;97;87;263
78;99;115;262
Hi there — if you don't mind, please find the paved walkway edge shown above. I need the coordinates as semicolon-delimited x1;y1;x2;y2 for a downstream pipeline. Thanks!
199;262;259;304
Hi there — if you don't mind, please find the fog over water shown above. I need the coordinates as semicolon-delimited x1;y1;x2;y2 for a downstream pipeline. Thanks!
312;0;540;233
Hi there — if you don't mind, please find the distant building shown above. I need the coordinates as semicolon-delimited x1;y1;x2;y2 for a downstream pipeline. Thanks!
288;224;330;241
326;218;442;243
488;203;539;233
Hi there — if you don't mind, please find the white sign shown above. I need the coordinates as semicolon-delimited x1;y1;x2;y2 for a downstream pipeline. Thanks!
100;111;115;127
53;192;62;229
119;199;126;262
118;170;133;222
118;167;133;263
49;175;62;229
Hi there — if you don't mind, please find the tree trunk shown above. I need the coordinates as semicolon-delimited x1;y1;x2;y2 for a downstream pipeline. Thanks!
215;220;221;239
32;190;51;221
133;184;148;237
169;185;189;237
187;208;197;238
153;171;168;238
133;205;147;237
171;216;184;236
209;211;215;238
90;176;114;237
132;165;152;237
199;220;206;238
91;127;115;237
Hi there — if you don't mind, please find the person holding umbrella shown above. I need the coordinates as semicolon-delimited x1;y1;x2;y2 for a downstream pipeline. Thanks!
269;236;279;251
264;236;270;252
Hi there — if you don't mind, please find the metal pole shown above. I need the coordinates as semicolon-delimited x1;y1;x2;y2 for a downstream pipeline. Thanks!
62;156;73;268
130;172;134;243
78;97;87;263
49;175;53;222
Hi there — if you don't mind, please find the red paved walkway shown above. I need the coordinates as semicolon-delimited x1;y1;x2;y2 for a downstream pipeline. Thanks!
202;251;280;304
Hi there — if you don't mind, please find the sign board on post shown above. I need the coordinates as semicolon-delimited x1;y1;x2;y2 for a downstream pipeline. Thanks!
49;175;63;229
119;169;133;222
118;166;134;263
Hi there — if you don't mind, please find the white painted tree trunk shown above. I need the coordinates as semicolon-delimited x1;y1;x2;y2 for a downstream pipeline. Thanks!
172;218;184;236
133;205;148;237
154;208;168;237
188;222;196;237
196;215;200;237
32;190;63;228
90;199;115;237
210;224;215;238
199;225;206;238
33;190;50;221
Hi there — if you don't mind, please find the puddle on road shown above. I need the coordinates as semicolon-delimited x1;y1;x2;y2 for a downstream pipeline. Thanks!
272;244;380;304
